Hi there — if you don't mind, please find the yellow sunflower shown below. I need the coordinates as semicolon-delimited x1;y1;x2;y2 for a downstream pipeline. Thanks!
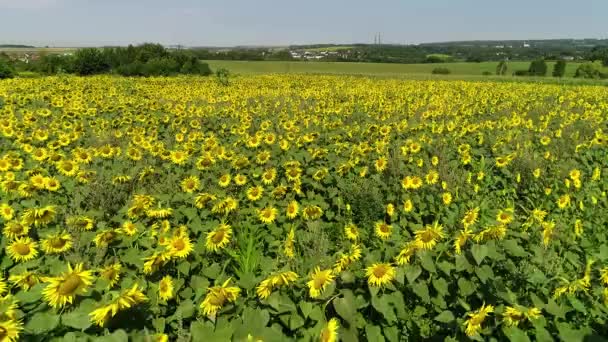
366;263;395;287
98;263;121;288
307;267;334;298
320;318;339;342
414;221;445;250
200;279;241;317
9;271;40;291
6;237;38;262
158;276;174;301
344;222;359;241
246;185;264;201
206;223;232;252
2;221;29;240
40;232;73;254
286;200;299;219
258;206;278;224
180;175;200;193
42;263;94;308
167;234;193;258
374;221;392;240
0;319;22;342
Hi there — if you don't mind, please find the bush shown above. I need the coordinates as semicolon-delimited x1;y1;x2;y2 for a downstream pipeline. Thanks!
528;59;547;76
575;62;603;79
431;67;451;75
482;71;492;76
552;60;567;77
0;60;15;79
496;61;508;75
513;70;529;76
73;48;110;75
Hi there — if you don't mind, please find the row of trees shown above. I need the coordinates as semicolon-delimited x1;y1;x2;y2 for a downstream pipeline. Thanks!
7;43;212;77
494;59;607;79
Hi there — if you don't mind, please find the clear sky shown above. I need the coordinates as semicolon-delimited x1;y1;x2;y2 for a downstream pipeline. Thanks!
1;0;606;47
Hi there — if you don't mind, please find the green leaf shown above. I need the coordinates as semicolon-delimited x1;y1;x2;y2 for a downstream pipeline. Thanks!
61;309;92;330
503;326;531;342
14;284;44;304
412;281;430;303
458;278;475;297
365;324;385;342
175;299;195;319
475;265;494;284
545;299;568;319
289;313;305;330
419;252;436;273
404;265;422;284
383;325;399;342
502;239;527;257
471;244;488;265
191;321;215;341
25;312;60;334
557;322;588;342
434;310;455;323
371;294;397;323
299;301;313;319
432;277;449;296
333;291;357;324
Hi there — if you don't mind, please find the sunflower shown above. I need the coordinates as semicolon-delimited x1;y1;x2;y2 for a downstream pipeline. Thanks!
0;319;22;342
374;156;388;172
29;174;46;189
319;318;339;342
246;185;264;201
218;174;231;187
41;232;73;254
374;221;392;240
167;234;193;259
43;177;61;191
464;303;493;336
66;215;95;231
307;267;334;298
9;271;40;291
2;221;29;240
403;199;414;213
344;222;359;241
415;221;445;250
425;170;439;185
462;207;480;229
143;252;170;275
386;203;395;217
158;276;174;301
169;150;189;165
496;208;514;224
234;174;247;186
146;208;173;219
93;230;117;247
366;263;395;287
56;159;79;177
395;240;421;265
261;168;277;185
557;194;571;209
441;192;452;205
302;205;323;220
194;192;216;209
206;223;232;252
6;237;38;262
21;205;56;227
502;306;525;326
200;279;241;317
180;175;200;193
98;263;121;288
286;200;299;219
121;221;139;236
0;295;19;320
256;271;298;299
258;206;278;224
89;303;116;327
42;263;94;308
283;227;295;258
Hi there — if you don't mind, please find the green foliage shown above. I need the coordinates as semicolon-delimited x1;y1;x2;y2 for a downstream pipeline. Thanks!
431;67;451;75
574;62;603;79
496;61;508;75
73;48;111;75
0;59;15;79
527;59;547;76
552;60;567;77
215;68;231;85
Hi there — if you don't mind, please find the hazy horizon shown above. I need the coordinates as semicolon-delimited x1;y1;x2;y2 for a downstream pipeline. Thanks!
1;0;606;47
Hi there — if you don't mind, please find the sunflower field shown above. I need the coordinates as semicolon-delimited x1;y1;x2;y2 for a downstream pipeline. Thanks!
0;75;607;341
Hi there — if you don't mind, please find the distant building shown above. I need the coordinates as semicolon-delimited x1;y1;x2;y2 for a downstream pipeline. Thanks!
523;42;530;48
560;56;575;61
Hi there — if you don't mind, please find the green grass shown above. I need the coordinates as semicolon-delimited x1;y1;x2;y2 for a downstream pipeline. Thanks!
205;60;608;84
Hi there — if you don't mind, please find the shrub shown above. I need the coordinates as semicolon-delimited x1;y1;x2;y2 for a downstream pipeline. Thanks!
552;60;567;77
513;70;529;76
73;48;110;75
482;71;492;76
431;67;451;75
496;61;508;75
574;62;603;79
0;60;15;79
528;59;547;76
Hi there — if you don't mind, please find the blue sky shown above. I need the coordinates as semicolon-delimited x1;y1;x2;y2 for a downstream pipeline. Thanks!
0;0;606;46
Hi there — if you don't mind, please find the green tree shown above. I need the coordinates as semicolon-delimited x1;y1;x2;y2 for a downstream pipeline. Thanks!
0;59;15;79
574;61;603;79
552;60;567;77
73;48;110;75
528;59;547;76
496;61;508;75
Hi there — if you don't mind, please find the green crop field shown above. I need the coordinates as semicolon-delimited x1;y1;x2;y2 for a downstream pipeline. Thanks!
205;60;608;82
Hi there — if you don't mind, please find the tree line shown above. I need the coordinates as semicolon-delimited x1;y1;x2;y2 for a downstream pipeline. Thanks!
1;43;212;78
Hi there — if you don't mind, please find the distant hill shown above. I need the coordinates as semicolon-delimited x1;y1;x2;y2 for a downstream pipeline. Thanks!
0;44;36;48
